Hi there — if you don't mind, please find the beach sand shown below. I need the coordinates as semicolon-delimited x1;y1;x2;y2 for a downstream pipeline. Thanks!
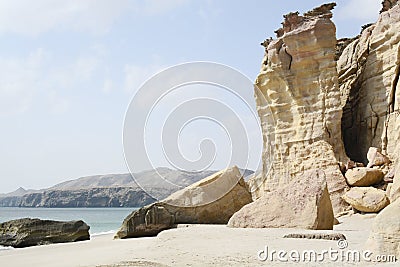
0;214;397;267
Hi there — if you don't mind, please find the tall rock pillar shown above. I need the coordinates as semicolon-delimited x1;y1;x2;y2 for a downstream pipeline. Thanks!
252;3;349;214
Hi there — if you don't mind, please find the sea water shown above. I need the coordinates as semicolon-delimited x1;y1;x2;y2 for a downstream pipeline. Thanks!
0;207;137;236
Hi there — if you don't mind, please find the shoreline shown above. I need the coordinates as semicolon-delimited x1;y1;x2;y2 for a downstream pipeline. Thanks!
0;214;397;267
0;207;134;237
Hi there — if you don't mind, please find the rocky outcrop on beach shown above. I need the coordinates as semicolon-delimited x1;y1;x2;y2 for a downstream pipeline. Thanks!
228;2;400;247
228;169;334;230
250;3;349;215
0;218;90;248
115;166;252;238
336;0;400;217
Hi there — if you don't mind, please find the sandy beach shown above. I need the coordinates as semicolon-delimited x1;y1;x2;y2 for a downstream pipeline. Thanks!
0;214;397;267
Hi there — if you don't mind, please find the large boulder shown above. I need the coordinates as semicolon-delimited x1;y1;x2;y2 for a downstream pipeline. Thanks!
115;166;252;239
342;187;389;213
114;204;175;238
345;167;384;186
365;197;400;259
228;169;334;230
0;218;90;248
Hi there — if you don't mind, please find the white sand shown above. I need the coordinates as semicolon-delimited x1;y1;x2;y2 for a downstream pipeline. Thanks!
0;214;398;267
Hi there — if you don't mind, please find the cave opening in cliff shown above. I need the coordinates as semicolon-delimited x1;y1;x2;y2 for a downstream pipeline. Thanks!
341;83;367;165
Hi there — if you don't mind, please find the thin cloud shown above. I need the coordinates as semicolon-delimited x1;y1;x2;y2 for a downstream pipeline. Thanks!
0;0;187;36
102;79;114;94
48;90;69;114
335;0;381;21
0;48;105;116
0;0;129;36
123;63;166;94
0;49;43;116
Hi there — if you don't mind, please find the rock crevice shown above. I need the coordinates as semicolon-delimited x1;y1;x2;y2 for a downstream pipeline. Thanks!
390;56;399;113
338;3;400;164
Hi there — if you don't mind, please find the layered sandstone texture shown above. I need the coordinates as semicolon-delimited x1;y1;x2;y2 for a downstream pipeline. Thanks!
338;2;400;165
115;166;252;238
338;1;400;206
251;3;348;214
228;169;334;230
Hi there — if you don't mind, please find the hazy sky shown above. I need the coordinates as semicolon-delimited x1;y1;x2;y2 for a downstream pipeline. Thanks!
0;0;381;193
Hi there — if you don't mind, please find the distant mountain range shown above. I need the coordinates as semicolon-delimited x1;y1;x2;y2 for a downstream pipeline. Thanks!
0;168;254;208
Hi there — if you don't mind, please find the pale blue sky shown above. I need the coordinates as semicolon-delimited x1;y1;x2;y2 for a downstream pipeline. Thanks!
0;0;381;193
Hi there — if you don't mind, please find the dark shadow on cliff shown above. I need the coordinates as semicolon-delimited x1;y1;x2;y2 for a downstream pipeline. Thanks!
341;36;395;164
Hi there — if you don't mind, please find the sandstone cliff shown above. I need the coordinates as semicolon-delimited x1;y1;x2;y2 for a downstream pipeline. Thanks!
233;5;400;255
338;1;400;165
336;0;400;257
251;3;349;214
337;0;400;203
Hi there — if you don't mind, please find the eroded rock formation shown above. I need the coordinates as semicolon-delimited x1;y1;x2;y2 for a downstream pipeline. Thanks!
250;3;349;214
337;1;400;212
338;2;400;165
228;170;334;230
381;0;399;13
335;0;400;248
115;166;252;238
0;218;90;248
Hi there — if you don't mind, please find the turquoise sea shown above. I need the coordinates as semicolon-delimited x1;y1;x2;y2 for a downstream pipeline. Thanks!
0;207;137;236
